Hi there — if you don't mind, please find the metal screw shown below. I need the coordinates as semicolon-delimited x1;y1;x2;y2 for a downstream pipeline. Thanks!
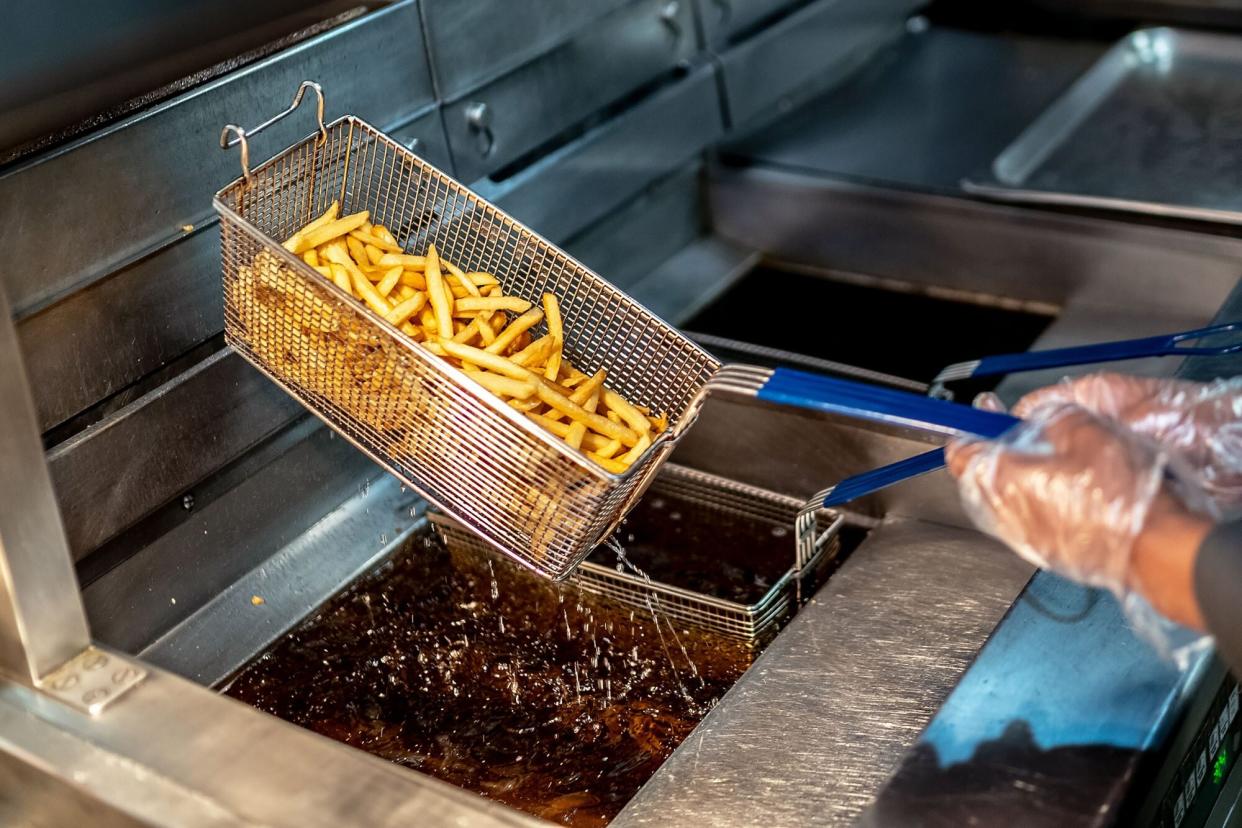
464;102;495;157
182;494;194;511
404;136;422;153
82;688;109;706
81;652;108;671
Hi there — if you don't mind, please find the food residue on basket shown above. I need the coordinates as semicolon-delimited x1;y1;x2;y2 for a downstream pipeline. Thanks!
247;201;668;474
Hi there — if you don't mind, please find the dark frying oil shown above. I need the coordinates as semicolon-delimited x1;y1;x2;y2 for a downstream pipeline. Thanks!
591;489;795;605
224;529;754;826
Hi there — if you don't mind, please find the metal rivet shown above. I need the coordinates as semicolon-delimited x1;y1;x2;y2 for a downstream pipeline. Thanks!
464;103;494;157
81;652;108;671
182;494;195;510
113;667;140;685
404;137;422;153
82;688;109;706
52;674;79;691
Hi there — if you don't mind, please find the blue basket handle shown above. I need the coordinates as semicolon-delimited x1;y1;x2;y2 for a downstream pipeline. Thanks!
935;321;1242;386
756;367;1018;438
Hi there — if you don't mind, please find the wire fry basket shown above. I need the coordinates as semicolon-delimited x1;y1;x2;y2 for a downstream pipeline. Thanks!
431;464;844;645
214;82;719;580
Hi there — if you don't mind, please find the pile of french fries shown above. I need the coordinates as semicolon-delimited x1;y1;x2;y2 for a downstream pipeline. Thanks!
251;201;667;474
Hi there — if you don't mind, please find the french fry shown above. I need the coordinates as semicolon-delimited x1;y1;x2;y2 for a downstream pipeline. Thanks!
349;229;402;253
290;211;370;254
328;262;352;293
444;259;481;297
487;307;543;354
510;334;555;368
565;390;597;450
350;266;392;315
617;432;651;465
302;249;320;267
470;372;537;400
346;236;371;270
438;341;531;381
373;225;399;247
542;293;563;381
602;388;652;438
400;270;428;290
376;265;403;298
545;368;606;422
465;271;499;286
365;244;384;266
535;382;638;447
384;291;426;326
378;253;426;268
425;245;454;340
587;453;628;474
476;313;497;346
454;296;532;314
282;201;339;252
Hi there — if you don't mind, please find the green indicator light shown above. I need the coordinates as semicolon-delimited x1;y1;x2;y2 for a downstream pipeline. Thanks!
1214;748;1228;785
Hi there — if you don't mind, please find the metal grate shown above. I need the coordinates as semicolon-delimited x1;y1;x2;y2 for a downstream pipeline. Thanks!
214;115;719;579
431;464;843;644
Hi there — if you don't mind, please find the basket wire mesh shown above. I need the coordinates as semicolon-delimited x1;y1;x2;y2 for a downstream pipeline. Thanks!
431;464;843;645
215;105;719;580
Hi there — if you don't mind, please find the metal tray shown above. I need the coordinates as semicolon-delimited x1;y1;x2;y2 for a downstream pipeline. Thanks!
963;28;1242;225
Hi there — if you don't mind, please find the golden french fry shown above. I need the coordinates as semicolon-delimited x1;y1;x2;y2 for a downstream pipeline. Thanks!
312;264;333;280
346;236;371;270
350;229;402;253
425;245;454;339
545;368;606;422
542;294;563;381
535;382;637;446
510;334;555;368
594;436;623;459
454;296;532;315
438;341;531;381
365;244;384;266
602;388;652;437
302;249;320;267
328;263;352;293
373;225;399;247
282;201;340;252
465;271;499;286
442;258;481;297
470;372;537;400
376;265;402;298
290;211;369;254
384;291;426;326
618;432;651;465
476;314;497;346
587;452;628;474
400;270;428;290
379;253;426;268
487;308;543;354
451;316;484;345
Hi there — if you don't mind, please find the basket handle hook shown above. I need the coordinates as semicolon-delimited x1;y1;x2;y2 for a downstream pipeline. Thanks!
219;80;327;182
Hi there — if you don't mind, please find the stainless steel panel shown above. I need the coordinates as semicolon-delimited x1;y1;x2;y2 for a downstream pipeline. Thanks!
627;236;758;324
444;0;697;184
421;0;633;100
566;163;705;290
965;28;1242;226
385;104;455;177
474;65;722;243
0;1;434;319
47;349;302;559
18;229;221;432
717;0;914;128
0;286;91;683
83;424;380;655
614;518;1035;827
709;166;1242;318
696;0;805;48
0;663;545;827
140;476;422;687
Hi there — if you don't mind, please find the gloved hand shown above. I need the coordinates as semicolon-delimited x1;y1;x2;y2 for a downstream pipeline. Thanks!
1007;372;1242;512
946;403;1176;595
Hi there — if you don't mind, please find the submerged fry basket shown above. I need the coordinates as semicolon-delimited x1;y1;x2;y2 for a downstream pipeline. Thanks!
214;90;718;580
431;464;844;645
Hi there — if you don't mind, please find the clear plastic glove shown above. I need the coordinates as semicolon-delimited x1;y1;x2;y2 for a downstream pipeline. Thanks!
946;403;1173;595
1009;372;1242;512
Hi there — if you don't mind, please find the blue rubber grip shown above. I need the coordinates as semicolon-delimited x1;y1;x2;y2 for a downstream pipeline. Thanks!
821;448;947;508
971;321;1242;379
757;368;1018;438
